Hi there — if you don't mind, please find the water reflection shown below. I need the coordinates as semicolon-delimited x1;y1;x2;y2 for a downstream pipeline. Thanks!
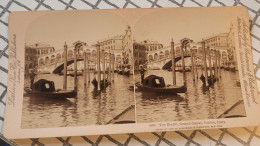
21;73;135;128
136;69;245;123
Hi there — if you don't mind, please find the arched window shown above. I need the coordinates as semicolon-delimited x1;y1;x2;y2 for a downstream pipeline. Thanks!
165;50;170;57
50;55;55;63
159;51;164;59
148;55;153;61
154;53;159;60
45;57;50;64
39;58;44;66
68;50;73;58
56;53;61;61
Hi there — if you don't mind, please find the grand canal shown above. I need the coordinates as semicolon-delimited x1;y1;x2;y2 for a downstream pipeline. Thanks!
135;69;244;123
21;68;245;128
21;72;135;128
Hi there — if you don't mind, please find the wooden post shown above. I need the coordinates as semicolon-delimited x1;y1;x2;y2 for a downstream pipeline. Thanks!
97;43;101;90
102;50;106;88
112;54;115;82
202;42;208;85
214;50;218;79
191;49;195;82
74;46;78;91
207;47;213;84
87;56;90;83
180;44;186;80
109;52;112;82
84;52;87;87
194;51;198;79
218;51;221;78
63;42;67;90
137;52;139;72
171;40;176;86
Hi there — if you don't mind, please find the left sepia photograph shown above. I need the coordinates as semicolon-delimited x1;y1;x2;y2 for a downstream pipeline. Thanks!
22;11;135;129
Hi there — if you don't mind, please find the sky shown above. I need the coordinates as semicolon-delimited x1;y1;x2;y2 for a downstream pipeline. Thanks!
25;10;128;50
26;8;233;50
133;8;232;47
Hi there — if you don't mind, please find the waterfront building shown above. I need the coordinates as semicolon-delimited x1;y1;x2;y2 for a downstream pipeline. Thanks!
202;33;228;49
134;40;163;70
25;43;55;74
95;35;124;65
202;33;229;66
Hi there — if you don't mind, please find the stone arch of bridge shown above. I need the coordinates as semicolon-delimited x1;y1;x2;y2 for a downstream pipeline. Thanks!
162;55;191;70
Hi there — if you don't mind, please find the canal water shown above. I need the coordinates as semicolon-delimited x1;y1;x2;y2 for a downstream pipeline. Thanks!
135;69;245;123
21;68;245;128
21;72;135;128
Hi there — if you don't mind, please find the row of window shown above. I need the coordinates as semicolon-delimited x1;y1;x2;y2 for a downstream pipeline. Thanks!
25;48;55;55
100;40;116;46
205;37;221;43
101;45;116;50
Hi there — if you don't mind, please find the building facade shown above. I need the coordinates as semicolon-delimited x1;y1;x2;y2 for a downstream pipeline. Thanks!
25;43;55;74
133;40;163;70
202;33;228;50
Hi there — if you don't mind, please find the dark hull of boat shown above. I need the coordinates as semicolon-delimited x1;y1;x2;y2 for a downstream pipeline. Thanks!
24;87;77;99
118;70;123;75
123;70;130;76
135;83;187;94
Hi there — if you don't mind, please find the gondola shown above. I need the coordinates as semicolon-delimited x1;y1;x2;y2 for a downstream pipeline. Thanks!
24;79;77;99
135;75;187;94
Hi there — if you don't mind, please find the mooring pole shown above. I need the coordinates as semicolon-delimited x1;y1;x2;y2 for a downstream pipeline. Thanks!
109;52;112;82
218;51;221;78
87;55;90;83
202;42;208;85
180;44;186;81
112;54;115;82
191;49;195;82
194;51;198;79
84;52;87;87
207;47;213;84
97;43;101;90
74;46;78;91
214;50;218;79
63;42;67;90
171;40;176;86
102;50;106;88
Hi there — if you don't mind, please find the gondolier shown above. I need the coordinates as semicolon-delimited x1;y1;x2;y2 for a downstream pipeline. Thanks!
29;69;36;89
139;65;146;85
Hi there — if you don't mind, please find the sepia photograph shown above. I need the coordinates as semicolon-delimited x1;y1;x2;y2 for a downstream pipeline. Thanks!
22;11;135;128
4;7;260;139
133;8;247;123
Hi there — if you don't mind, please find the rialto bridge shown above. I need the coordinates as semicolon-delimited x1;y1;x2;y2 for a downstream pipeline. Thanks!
147;42;229;70
37;41;124;73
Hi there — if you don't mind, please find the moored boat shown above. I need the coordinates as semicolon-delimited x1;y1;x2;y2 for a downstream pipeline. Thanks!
24;79;77;99
135;75;187;94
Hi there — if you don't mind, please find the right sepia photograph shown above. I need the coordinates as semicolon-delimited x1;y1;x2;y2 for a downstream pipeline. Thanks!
133;8;246;123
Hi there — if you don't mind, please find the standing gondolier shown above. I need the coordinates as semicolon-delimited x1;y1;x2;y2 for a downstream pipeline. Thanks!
29;69;36;89
139;65;146;85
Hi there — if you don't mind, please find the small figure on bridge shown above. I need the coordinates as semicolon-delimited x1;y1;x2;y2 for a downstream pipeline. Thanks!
139;65;146;85
29;69;37;89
